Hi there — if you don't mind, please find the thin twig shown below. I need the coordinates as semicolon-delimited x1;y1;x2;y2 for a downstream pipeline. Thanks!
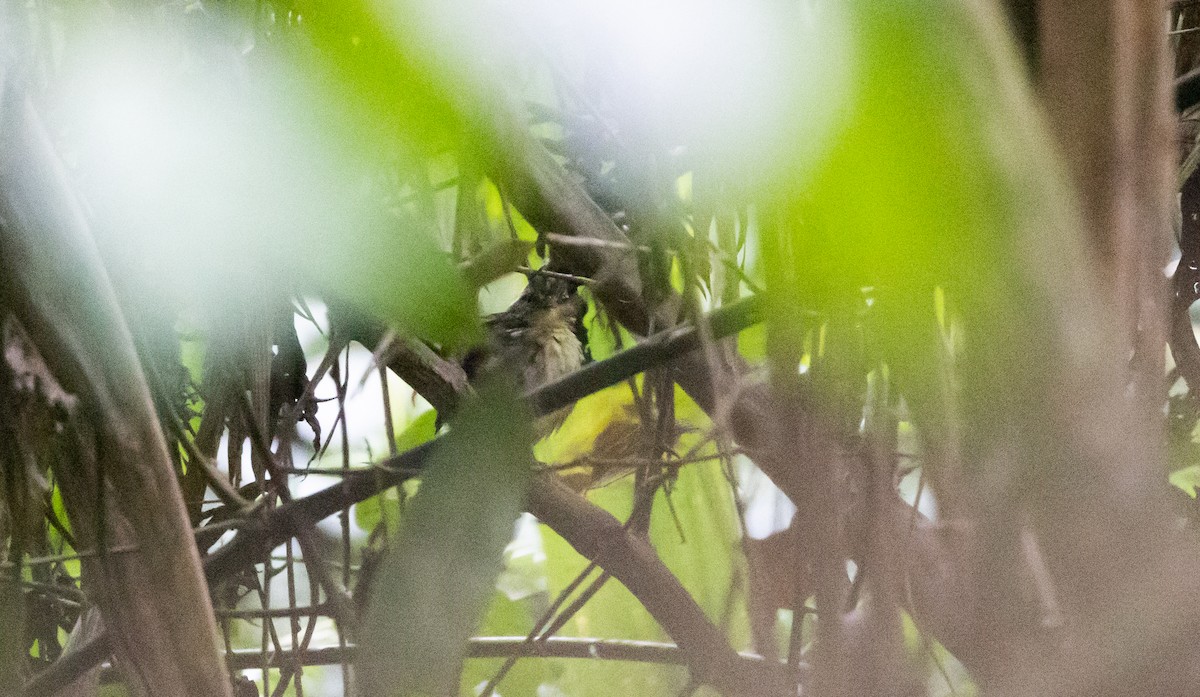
544;232;651;253
515;266;595;285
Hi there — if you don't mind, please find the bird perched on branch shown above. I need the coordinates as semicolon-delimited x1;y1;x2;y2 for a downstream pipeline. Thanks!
464;271;591;436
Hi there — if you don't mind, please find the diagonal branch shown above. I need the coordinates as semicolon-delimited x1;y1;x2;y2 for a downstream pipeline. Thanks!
525;473;792;695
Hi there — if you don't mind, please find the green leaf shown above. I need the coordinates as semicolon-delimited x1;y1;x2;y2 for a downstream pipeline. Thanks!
396;409;439;453
763;0;1084;495
358;377;534;696
1170;465;1200;498
353;488;401;536
770;2;992;309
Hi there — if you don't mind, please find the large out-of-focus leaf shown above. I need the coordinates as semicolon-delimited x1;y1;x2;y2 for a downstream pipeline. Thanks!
2;75;232;695
759;4;1138;688
764;0;1086;472
460;516;554;694
57;13;481;349
768;1;1008;312
294;0;462;150
358;377;534;696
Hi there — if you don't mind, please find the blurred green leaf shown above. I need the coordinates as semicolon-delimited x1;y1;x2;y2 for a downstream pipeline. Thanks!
765;0;1050;336
61;11;483;349
1170;465;1200;498
763;0;1082;508
396;409;439;453
771;3;987;309
358;377;534;696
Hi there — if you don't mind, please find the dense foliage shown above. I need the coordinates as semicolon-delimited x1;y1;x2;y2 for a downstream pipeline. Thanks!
0;1;1193;696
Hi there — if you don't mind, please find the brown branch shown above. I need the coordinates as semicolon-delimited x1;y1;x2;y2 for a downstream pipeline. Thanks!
330;304;468;414
532;295;764;413
216;637;800;672
526;473;792;696
22;634;113;697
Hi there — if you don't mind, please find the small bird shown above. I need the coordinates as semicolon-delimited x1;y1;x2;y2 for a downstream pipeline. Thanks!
464;271;590;436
